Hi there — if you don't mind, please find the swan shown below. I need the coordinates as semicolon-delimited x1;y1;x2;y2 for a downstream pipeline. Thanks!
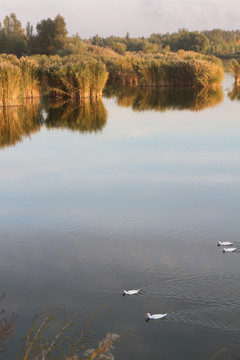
122;289;140;296
145;313;167;320
222;247;236;253
217;241;233;246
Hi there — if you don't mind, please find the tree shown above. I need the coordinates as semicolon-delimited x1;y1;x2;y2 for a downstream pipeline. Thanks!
64;33;87;55
34;14;68;55
53;14;68;51
25;21;33;41
2;13;24;37
111;41;126;55
35;18;56;54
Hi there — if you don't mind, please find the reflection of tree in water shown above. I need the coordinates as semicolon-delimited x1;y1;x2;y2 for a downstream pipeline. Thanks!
228;85;240;101
104;84;223;112
0;99;41;149
44;99;108;133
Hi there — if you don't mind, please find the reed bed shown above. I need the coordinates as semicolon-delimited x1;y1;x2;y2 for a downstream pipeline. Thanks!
106;57;137;85
230;59;240;84
0;55;40;106
19;57;40;98
0;61;22;106
104;51;224;88
41;56;109;99
228;84;240;101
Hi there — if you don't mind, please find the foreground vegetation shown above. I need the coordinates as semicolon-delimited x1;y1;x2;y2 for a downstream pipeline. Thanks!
228;84;240;101
230;59;240;84
0;296;235;359
41;56;108;99
105;51;224;88
0;54;39;106
0;50;224;106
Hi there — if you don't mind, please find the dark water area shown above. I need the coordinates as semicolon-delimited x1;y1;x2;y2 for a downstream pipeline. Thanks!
0;74;240;359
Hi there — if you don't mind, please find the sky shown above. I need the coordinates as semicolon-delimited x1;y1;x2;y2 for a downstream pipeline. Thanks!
0;0;239;39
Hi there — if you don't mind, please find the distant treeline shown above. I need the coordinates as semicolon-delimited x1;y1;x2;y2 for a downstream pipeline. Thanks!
0;13;240;58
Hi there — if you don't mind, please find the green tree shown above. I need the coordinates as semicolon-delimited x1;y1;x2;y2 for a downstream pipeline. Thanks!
2;13;24;36
54;14;68;51
111;41;126;55
35;18;56;54
64;34;87;55
34;14;68;55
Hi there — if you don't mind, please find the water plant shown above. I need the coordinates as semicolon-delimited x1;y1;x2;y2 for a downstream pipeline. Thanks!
228;84;240;101
19;57;40;98
41;56;109;99
0;294;18;354
0;54;39;106
210;348;230;360
230;59;240;84
16;306;128;360
0;60;22;106
104;51;224;88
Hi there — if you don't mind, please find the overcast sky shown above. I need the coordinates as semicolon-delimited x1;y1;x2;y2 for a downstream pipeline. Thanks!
1;0;239;38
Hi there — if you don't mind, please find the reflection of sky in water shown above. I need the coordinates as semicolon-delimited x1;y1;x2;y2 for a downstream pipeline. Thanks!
0;74;240;359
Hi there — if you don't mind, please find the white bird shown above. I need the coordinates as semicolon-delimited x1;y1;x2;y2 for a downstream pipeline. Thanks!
217;241;233;247
122;289;140;296
145;313;167;320
222;247;236;253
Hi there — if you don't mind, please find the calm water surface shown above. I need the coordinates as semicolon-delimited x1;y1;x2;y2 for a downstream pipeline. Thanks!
0;74;240;359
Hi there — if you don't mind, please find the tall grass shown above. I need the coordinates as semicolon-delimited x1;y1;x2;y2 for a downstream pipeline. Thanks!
41;56;109;99
106;57;137;84
0;55;40;106
104;51;224;88
230;59;240;84
19;58;40;98
228;84;240;101
0;61;22;106
16;306;129;360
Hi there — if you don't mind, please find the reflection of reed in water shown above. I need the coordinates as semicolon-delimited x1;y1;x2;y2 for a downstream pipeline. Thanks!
44;99;108;133
0;99;41;149
228;84;240;101
104;84;223;112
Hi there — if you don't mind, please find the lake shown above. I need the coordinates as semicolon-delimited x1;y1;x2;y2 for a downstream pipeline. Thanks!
0;74;240;359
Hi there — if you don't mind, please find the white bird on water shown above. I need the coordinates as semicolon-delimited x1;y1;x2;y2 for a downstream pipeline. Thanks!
123;289;140;296
145;313;167;320
222;247;236;253
217;241;233;247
